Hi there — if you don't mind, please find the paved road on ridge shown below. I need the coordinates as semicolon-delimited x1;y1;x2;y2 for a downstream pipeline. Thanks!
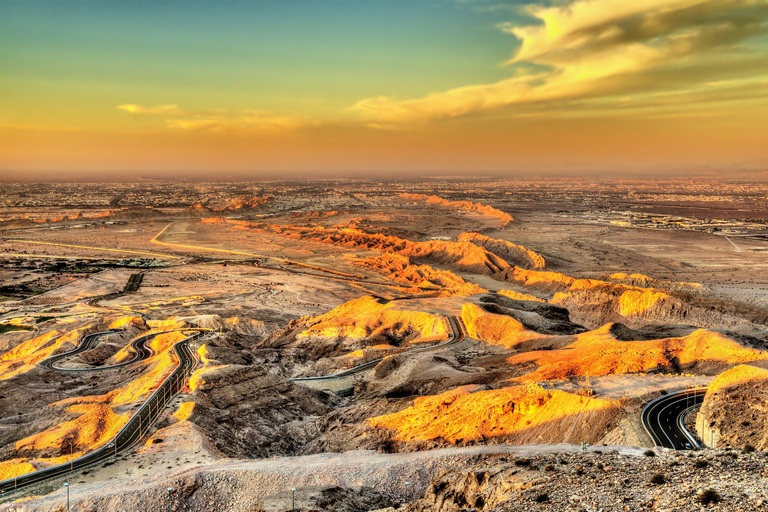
39;329;183;372
0;330;209;495
291;315;467;383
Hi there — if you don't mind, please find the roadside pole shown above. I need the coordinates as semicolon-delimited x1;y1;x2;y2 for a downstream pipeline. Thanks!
64;482;70;512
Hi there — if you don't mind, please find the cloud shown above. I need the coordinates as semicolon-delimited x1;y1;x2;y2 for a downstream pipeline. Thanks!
117;104;183;115
164;111;312;132
117;104;311;132
0;122;81;132
350;0;768;125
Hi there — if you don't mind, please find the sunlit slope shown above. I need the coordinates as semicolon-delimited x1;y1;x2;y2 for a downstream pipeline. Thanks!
0;321;191;479
369;383;620;446
698;364;768;450
0;328;88;380
351;253;486;296
268;296;450;358
398;194;513;227
197;215;766;332
506;324;768;383
458;232;545;269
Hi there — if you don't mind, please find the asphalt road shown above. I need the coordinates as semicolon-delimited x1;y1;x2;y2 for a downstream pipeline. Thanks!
39;329;187;372
291;315;467;382
0;330;210;495
641;388;708;450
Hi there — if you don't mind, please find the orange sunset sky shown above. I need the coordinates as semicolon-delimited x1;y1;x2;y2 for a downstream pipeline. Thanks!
1;0;767;179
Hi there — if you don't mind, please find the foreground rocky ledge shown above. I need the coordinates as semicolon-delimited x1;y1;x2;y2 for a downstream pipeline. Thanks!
2;444;767;511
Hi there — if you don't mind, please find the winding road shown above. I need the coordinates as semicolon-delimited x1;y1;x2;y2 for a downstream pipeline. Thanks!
0;329;211;495
641;388;707;450
291;315;467;383
39;329;184;372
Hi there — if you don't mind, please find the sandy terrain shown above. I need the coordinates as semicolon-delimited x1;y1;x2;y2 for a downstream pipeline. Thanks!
1;180;767;509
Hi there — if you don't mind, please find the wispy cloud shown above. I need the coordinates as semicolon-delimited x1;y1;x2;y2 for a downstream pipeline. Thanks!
0;122;82;132
117;104;183;115
351;0;768;126
118;105;311;132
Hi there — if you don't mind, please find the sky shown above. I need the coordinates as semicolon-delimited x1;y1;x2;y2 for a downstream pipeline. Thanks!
1;0;768;180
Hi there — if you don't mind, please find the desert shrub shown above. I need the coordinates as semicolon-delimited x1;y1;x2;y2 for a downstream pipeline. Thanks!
693;459;708;468
698;488;722;505
574;465;584;475
644;450;656;457
543;464;555;472
534;493;550;503
743;444;755;453
515;458;532;467
649;473;665;485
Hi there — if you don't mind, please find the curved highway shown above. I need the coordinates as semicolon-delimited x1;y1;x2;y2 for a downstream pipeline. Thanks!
0;329;212;495
3;315;466;495
39;329;183;372
291;315;467;383
642;388;707;450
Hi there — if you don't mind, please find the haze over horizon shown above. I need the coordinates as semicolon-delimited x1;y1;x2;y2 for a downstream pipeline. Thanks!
2;0;768;179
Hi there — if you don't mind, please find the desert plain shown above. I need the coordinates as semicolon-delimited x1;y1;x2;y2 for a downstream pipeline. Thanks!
0;178;767;511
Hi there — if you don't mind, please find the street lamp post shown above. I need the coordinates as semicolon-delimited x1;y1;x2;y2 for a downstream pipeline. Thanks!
292;487;296;511
405;481;410;503
64;482;70;512
168;487;173;512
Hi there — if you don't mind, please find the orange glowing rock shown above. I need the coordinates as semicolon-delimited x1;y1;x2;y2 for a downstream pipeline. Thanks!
698;364;768;449
108;316;144;329
458;233;545;269
189;364;227;391
497;290;547;303
299;296;449;343
351;253;486;297
148;331;187;354
174;402;196;422
197;343;210;365
616;289;669;316
399;193;513;226
461;303;546;348
146;318;186;331
229;222;510;278
0;459;36;480
507;324;768;383
504;267;576;293
0;326;91;381
14;402;128;455
107;350;178;406
369;383;615;444
188;344;228;391
706;364;768;395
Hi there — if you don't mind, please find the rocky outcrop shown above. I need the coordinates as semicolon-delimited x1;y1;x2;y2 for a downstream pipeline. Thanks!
404;449;768;511
697;364;768;450
258;296;449;360
458;232;545;269
351;253;486;297
399;194;513;227
189;364;340;458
